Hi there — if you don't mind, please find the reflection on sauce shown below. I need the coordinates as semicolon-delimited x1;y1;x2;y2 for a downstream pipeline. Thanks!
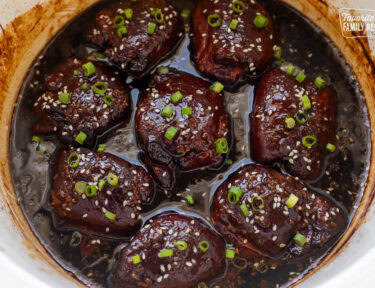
8;0;370;287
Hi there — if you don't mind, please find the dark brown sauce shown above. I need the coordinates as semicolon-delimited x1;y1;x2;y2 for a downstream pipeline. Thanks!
9;0;370;287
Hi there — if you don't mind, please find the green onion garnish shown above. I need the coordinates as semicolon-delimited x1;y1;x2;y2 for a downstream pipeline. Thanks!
295;112;307;124
67;152;80;167
186;195;194;205
207;14;222;28
81;83;88;90
314;76;326;89
216;138;228;154
301;95;311;110
229;19;239;31
161;105;173;118
253;14;268;28
32;136;42;143
285;117;296;129
210;81;224;93
75;181;86;195
95;52;106;60
59;92;71;104
286;65;296;75
199;241;210;252
158;249;173;258
105;210;116;221
228;186;243;205
107;172;118;186
273;46;282;60
132;255;141;264
181;9;191;18
152;8;164;24
75;131;87;145
82;62;96;77
181;107;192;115
92;82;108;95
38;146;47;154
147;22;157;35
97;144;106;152
326;143;336;152
104;95;113;106
232;0;246;13
73;70;79;76
240;202;250;216
165;127;178;141
158;66;169;75
286;193;299;208
302;135;317;148
226;248;235;259
295;72;306;83
251;195;264;211
117;26;128;37
124;8;133;20
226;159;233;165
98;179;106;191
174;240;188;251
197;283;208;288
114;15;125;28
171;91;183;103
293;232;307;247
85;185;97;197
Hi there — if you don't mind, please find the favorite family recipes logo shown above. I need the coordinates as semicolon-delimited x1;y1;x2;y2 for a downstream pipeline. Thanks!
339;8;375;38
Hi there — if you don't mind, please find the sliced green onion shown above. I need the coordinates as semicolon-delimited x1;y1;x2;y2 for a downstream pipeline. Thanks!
229;19;239;31
174;240;188;251
95;52;106;60
171;91;183;103
210;81;224;93
107;172;118;186
285;117;296;129
92;82;108;95
165;127;178;141
302;135;317;148
117;26;128;37
207;14;222;28
228;186;243;205
59;92;71;104
147;22;157;35
232;1;246;13
251;195;264;211
81;83;88;90
301;95;311;110
274;59;282;67
286;65;296;75
161;105;173;118
152;8;164;24
75;131;87;145
159;249;173;258
273;46;282;60
197;283;207;288
240;202;250;216
104;95;113;106
186;195;194;205
75;181;86;195
181;9;191;18
38;145;47;154
105;210;116;221
314;76;326;89
82;62;96;77
253;14;269;28
158;66;169;75
286;194;299;208
114;15;125;28
67;152;80;167
73;70;79;76
326;143;336;152
97;144;106;152
226;159;233;165
124;8;133;20
32;136;42;143
132;255;141;264
293;232;307;247
216;138;228;154
98;179;106;191
226;248;235;259
85;185;97;197
295;112;307;124
199;241;210;252
295;72;306;83
181;107;192;115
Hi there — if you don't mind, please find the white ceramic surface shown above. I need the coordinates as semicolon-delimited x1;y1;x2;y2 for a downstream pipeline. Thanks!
0;0;374;287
